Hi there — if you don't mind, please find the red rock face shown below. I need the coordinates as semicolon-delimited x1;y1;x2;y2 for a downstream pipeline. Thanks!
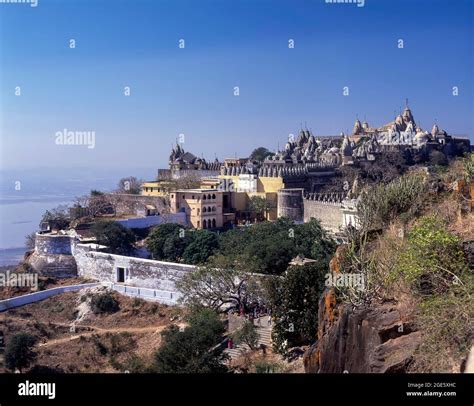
304;296;421;373
304;245;421;374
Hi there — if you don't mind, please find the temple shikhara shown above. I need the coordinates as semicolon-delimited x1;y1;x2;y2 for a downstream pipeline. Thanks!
138;103;470;233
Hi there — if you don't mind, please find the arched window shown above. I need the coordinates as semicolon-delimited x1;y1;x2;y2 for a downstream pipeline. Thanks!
203;207;207;213
203;194;207;200
212;219;216;228
203;219;207;229
207;194;211;200
212;194;216;199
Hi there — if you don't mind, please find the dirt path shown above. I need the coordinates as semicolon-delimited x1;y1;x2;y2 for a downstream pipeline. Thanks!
38;323;182;348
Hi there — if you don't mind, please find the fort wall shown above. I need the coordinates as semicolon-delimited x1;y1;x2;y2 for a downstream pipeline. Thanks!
73;244;196;293
277;189;304;222
107;194;170;216
303;199;344;233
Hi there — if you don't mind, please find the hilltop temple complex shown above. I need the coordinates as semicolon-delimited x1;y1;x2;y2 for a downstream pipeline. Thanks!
139;105;470;233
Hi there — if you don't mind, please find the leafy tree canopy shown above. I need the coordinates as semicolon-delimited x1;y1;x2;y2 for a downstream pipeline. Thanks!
153;308;228;373
91;221;136;255
250;147;273;162
265;262;327;354
5;333;37;372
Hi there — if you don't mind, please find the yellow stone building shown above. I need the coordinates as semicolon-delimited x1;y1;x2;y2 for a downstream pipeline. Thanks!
214;173;285;221
169;189;234;229
140;180;174;197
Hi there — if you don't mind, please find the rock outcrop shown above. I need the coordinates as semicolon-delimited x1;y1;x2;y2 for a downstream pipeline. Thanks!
304;246;421;373
304;294;421;373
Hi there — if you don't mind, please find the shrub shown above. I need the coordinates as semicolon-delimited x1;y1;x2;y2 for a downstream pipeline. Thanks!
254;360;282;373
394;216;467;295
121;354;148;373
91;221;136;255
5;333;37;372
267;262;327;354
392;216;473;372
91;292;119;314
153;308;228;373
231;321;259;350
357;172;427;231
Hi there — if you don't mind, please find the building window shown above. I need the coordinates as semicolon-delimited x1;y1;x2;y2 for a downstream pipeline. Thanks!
203;195;207;200
212;194;216;199
203;219;207;229
212;219;216;228
203;207;207;213
207;194;211;199
192;195;195;199
212;206;216;212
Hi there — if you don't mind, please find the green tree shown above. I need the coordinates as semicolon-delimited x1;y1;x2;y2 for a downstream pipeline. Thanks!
216;218;335;275
266;262;327;354
153;309;228;373
5;333;37;372
293;218;337;263
250;147;273;162
248;195;275;221
231;320;259;350
146;223;192;262
177;254;262;312
182;230;219;264
91;221;136;255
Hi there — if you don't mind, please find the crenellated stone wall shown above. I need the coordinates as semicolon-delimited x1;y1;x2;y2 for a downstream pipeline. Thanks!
303;199;344;232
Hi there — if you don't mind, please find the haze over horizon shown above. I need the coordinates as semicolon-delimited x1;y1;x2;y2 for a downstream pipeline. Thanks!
1;0;473;173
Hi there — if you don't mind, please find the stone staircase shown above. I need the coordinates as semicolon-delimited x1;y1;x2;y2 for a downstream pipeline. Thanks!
225;316;273;360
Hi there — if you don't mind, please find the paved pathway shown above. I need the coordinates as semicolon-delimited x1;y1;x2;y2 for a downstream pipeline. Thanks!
225;316;273;360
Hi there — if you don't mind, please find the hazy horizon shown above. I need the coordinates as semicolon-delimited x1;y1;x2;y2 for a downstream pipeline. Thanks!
1;0;473;172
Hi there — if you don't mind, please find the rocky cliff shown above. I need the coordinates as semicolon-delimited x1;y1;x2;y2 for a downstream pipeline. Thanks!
304;247;422;373
304;292;421;373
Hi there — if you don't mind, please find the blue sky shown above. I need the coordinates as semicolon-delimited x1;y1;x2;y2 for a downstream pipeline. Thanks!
0;0;473;174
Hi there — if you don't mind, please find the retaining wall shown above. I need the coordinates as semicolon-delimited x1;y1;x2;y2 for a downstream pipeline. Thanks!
0;283;99;312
